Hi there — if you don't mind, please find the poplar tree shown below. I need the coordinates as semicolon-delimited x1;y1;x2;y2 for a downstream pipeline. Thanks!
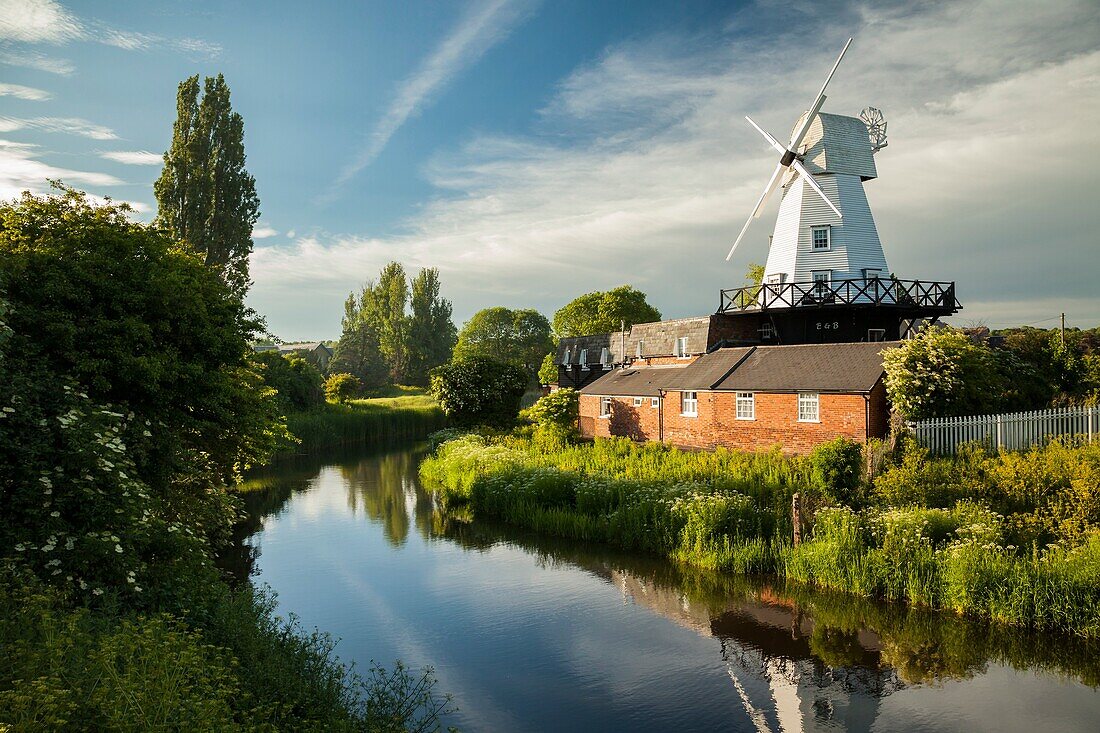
406;268;457;385
154;74;259;295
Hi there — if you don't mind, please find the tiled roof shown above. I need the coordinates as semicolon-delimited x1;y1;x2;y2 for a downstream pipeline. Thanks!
709;342;897;393
557;333;624;366
578;365;689;397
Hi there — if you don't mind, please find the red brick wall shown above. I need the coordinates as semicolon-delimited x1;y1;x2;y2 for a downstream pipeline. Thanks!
579;394;661;441
579;390;877;454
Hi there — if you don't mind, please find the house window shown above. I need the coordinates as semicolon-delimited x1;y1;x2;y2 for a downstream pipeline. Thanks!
632;397;643;407
681;391;698;417
600;347;611;368
812;270;831;299
561;347;571;366
760;322;774;340
862;268;881;280
867;328;886;342
736;392;755;420
599;397;611;417
651;397;659;408
812;225;831;251
798;393;819;423
675;337;689;358
580;348;589;371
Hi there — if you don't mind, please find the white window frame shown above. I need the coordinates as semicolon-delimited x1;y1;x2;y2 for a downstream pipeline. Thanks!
862;268;881;281
561;347;571;366
867;328;886;342
600;347;611;369
580;348;589;371
681;391;698;417
811;270;832;299
798;393;820;423
632;397;643;407
636;340;643;359
675;336;689;358
811;225;831;251
765;273;783;285
599;396;611;418
650;397;659;408
736;392;755;420
760;322;774;339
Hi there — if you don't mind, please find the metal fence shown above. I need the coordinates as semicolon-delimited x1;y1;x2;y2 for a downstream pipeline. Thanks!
908;405;1099;455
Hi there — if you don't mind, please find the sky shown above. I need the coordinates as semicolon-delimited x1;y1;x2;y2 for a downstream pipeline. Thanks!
1;0;1098;340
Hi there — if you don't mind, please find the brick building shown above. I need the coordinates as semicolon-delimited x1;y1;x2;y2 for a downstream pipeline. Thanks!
577;342;893;454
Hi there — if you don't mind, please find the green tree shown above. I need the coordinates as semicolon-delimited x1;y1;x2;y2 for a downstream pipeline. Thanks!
331;291;389;390
453;307;553;375
429;356;528;426
373;262;410;383
537;352;558;385
523;388;579;444
552;285;661;338
883;328;1001;420
154;74;259;295
324;372;362;403
252;351;325;412
405;268;457;386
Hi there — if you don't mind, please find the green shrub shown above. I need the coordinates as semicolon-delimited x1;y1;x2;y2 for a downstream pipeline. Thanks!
324;372;362;403
522;388;579;444
429;356;528;426
809;437;865;505
252;350;325;412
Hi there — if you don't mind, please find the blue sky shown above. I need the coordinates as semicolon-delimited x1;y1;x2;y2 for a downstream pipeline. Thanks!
2;0;1099;340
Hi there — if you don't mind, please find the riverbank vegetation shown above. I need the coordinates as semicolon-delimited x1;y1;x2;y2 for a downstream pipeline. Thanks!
0;189;452;729
420;428;1100;637
285;391;447;454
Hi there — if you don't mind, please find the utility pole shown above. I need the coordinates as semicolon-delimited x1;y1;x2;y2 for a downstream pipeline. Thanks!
1061;312;1066;348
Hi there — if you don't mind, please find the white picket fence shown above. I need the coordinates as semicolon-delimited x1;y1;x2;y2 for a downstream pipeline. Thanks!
908;405;1100;455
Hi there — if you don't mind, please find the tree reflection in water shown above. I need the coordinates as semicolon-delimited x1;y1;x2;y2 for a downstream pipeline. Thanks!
229;445;1100;730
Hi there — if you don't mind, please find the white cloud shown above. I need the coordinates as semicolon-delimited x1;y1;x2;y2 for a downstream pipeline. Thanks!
99;150;161;165
324;0;538;198
0;136;122;201
0;48;74;74
246;0;1100;337
0;0;220;60
0;82;51;100
0;0;81;44
0;115;116;139
252;225;278;239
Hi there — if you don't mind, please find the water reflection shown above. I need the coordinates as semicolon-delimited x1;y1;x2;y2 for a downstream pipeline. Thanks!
231;448;1100;732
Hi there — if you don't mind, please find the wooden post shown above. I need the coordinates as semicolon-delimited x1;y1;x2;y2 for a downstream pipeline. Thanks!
792;492;802;546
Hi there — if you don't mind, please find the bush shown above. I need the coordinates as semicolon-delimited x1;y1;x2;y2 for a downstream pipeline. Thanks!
252;351;325;412
324;372;362;403
883;327;1001;419
808;437;865;505
429;356;528;426
522;388;579;444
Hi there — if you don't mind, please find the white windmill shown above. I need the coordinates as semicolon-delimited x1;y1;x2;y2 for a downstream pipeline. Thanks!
726;39;891;300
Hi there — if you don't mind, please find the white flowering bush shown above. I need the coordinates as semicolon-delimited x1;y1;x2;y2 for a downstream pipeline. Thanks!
883;327;1001;419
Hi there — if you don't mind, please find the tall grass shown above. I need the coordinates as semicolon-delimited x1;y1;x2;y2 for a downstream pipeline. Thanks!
420;434;1100;637
284;397;446;455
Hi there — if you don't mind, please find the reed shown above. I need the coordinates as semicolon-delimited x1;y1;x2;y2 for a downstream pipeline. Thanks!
283;397;446;454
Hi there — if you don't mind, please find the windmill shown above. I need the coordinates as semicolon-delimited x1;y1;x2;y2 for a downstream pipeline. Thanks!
726;39;891;298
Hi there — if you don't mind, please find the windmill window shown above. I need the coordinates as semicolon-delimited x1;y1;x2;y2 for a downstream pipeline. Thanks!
599;397;611;418
580;349;589;370
675;337;689;358
681;391;698;417
766;273;783;285
862;268;881;280
812;270;832;299
798;393;820;423
632;397;643;407
812;226;831;251
736;392;755;420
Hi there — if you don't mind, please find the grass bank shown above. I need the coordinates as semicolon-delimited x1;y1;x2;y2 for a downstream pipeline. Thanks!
284;390;446;454
419;434;1100;637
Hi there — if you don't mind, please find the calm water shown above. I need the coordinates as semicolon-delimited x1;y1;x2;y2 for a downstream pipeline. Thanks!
232;446;1100;732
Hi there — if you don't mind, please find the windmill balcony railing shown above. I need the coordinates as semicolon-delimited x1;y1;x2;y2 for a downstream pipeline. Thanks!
718;277;959;313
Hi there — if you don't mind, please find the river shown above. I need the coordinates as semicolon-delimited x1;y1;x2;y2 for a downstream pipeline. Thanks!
230;445;1100;732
